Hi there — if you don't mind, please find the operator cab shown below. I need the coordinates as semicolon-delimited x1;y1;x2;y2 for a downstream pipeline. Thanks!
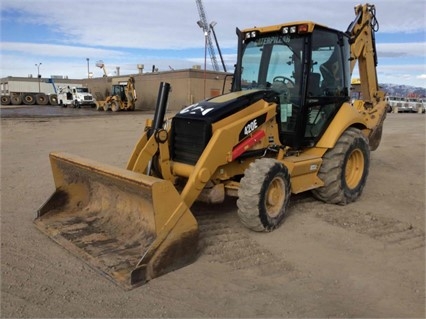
233;23;351;148
111;84;127;102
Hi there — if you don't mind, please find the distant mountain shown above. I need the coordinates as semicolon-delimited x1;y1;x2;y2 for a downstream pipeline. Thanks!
380;83;426;98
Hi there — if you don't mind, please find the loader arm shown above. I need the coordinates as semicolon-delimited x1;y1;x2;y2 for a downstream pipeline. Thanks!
129;95;278;209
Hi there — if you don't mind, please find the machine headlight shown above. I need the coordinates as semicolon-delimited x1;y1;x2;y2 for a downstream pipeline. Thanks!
245;31;257;39
282;27;289;34
290;26;297;33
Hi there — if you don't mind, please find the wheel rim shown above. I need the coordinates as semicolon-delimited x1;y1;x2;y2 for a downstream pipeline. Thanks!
111;101;119;112
345;149;364;189
265;177;286;218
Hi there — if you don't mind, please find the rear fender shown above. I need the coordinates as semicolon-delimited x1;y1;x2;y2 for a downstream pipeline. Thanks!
316;102;368;149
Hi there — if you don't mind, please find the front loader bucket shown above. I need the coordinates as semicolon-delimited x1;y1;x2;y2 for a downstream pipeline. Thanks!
35;152;198;289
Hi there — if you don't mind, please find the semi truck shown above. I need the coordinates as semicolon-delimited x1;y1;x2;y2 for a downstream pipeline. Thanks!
0;77;93;107
57;86;96;108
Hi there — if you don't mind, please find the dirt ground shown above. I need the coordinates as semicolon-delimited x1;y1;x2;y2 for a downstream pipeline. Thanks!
1;106;425;318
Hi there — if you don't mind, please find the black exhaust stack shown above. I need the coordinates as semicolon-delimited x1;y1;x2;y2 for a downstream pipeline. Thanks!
149;82;171;138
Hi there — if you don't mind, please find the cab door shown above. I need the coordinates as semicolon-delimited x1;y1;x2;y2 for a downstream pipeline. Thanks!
301;28;351;146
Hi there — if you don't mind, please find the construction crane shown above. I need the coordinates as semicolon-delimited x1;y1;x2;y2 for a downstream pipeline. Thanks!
96;60;108;77
195;0;220;72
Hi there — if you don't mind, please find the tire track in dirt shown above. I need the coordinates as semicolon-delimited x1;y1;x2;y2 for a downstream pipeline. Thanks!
297;199;425;250
319;209;425;250
194;203;294;275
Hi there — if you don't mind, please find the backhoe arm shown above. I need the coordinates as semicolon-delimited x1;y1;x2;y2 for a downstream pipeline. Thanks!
347;3;385;105
127;76;137;101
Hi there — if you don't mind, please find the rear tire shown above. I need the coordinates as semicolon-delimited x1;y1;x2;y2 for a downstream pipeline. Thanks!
36;93;48;105
23;94;36;105
312;127;370;205
237;158;291;232
11;95;22;105
1;95;11;105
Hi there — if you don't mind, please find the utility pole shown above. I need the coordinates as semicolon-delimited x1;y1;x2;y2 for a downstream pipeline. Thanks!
86;58;90;78
35;62;42;92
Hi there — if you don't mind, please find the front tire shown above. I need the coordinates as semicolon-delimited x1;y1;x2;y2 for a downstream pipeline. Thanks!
111;101;120;112
49;94;58;106
237;158;291;232
312;127;370;205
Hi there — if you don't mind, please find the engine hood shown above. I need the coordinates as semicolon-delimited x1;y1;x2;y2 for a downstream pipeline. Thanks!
175;89;277;123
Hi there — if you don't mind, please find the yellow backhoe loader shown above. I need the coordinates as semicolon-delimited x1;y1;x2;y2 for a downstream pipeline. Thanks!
96;76;137;111
35;4;387;289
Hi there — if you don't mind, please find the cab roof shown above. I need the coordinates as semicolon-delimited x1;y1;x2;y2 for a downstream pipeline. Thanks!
241;21;329;34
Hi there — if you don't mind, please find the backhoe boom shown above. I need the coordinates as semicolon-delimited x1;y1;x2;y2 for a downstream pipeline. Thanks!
347;4;384;105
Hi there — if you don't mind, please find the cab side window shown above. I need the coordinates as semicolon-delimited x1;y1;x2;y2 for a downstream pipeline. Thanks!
311;30;346;96
303;30;350;141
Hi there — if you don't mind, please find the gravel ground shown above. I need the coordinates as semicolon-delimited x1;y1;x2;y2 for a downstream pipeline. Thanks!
1;106;425;318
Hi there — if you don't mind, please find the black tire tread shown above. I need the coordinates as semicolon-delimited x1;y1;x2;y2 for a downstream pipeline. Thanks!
312;127;369;205
237;158;291;232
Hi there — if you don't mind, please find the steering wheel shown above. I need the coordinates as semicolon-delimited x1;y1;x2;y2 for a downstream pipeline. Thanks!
271;76;294;102
272;76;295;86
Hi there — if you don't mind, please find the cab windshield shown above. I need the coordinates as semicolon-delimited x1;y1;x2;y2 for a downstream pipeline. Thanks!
240;33;305;105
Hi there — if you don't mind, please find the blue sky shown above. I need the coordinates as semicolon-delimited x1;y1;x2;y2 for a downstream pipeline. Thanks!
1;0;425;87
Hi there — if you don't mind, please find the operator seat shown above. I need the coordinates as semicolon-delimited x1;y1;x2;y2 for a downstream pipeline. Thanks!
320;63;336;89
319;48;340;91
307;73;321;96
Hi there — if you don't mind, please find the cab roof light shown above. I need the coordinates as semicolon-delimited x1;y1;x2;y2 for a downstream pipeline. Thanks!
298;24;309;33
283;26;297;34
245;31;257;39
